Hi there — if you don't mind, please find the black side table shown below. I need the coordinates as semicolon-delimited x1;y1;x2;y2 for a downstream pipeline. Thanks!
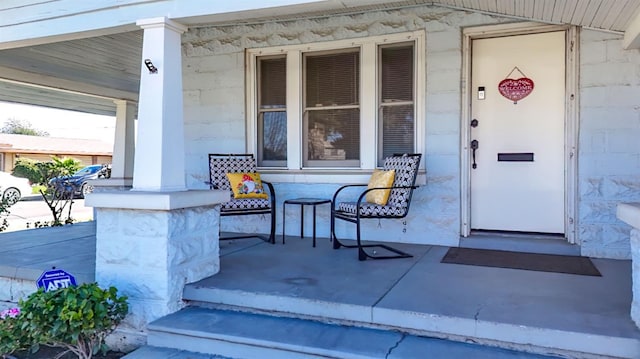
282;198;332;247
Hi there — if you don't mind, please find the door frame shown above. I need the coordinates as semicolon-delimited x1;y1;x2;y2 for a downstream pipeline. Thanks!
460;23;579;243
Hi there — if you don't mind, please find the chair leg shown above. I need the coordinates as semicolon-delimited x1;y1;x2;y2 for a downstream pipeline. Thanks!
219;212;276;244
356;217;367;261
331;211;341;249
354;217;412;261
268;206;276;244
331;214;357;250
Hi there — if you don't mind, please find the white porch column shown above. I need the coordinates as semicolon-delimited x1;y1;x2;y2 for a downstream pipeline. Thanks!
617;203;640;329
133;17;187;191
112;100;135;179
86;17;227;351
93;100;136;193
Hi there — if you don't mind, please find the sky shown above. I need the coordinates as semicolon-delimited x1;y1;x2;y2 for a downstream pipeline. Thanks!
0;102;116;145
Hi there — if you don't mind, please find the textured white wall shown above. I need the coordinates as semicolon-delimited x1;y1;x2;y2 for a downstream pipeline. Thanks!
579;29;640;259
181;5;640;258
182;6;505;248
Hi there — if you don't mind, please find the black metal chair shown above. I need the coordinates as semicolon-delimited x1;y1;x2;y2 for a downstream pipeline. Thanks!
208;154;276;244
331;153;422;260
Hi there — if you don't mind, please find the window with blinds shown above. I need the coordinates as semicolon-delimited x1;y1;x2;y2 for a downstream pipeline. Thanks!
303;50;360;167
378;43;414;166
249;31;423;173
257;56;287;167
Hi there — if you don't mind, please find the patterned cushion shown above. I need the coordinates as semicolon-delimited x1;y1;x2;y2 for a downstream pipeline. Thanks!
222;197;271;211
226;172;268;199
338;202;406;217
365;169;395;205
384;154;420;209
209;154;273;209
335;154;420;218
209;156;258;191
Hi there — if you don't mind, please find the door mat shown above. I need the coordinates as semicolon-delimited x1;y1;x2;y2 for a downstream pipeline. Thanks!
441;247;601;276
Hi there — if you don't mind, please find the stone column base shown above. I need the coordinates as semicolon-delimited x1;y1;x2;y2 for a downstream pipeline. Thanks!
86;190;228;348
617;203;640;328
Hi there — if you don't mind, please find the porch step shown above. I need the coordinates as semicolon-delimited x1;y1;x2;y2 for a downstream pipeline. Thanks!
135;306;557;358
180;241;640;359
122;345;230;358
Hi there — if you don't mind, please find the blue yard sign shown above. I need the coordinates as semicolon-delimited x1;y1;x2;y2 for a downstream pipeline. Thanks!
36;268;77;292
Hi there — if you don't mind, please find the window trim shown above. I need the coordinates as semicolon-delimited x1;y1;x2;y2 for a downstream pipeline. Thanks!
246;30;425;178
303;47;361;168
256;55;287;167
377;41;416;166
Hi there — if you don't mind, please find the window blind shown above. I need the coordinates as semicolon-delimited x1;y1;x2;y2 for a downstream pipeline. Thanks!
379;44;414;165
303;50;360;167
258;57;287;165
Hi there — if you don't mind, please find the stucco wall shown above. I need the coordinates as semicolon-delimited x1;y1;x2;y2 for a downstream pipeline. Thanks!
181;6;506;247
579;30;640;259
181;5;640;258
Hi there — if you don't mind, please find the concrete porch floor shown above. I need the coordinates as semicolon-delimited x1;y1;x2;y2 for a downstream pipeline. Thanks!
0;222;639;358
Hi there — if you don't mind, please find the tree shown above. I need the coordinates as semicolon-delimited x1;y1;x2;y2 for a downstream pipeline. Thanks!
12;156;82;227
1;118;49;136
12;156;80;186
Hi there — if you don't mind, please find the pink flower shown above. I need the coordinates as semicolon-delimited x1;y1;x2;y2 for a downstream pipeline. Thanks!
0;307;20;319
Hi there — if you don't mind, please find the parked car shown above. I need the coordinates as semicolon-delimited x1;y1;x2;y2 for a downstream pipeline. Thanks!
49;164;111;198
0;171;33;205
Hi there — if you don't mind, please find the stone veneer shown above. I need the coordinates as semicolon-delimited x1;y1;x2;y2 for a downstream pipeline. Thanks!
579;31;640;259
0;277;34;310
616;203;640;328
87;190;225;350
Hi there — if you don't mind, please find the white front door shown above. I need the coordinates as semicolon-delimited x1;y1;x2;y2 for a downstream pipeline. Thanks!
470;31;565;234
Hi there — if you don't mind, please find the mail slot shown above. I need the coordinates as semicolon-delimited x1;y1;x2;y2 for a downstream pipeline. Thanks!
497;153;534;162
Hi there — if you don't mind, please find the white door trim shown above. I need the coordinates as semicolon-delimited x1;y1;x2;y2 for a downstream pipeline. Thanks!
460;23;579;243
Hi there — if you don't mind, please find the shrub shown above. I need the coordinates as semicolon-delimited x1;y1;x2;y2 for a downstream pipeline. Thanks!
12;156;81;186
0;307;23;356
0;199;10;233
11;283;128;359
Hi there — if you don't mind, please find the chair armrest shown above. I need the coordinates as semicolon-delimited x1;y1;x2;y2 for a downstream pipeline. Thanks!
332;184;368;210
262;180;276;209
355;185;419;207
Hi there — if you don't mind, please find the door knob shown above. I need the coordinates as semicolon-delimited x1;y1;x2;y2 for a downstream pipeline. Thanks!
471;139;479;169
471;119;479;128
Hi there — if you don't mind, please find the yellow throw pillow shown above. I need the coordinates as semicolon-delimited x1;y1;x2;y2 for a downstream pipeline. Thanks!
365;169;395;205
226;172;268;199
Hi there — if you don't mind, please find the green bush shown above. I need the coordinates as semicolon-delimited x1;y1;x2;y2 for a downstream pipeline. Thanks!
0;307;23;356
12;156;81;186
1;283;128;359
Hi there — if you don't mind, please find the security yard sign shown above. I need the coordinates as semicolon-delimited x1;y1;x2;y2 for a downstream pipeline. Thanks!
36;268;77;292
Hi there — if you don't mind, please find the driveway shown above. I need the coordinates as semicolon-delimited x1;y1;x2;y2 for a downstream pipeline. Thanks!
4;196;94;232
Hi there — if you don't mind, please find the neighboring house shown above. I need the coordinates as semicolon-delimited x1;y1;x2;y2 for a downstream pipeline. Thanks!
2;0;640;352
0;133;112;172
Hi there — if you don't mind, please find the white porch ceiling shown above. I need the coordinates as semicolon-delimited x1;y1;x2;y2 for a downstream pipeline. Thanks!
0;0;639;117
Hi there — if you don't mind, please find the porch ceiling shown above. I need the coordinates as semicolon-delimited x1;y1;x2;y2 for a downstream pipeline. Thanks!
0;31;143;117
0;0;638;117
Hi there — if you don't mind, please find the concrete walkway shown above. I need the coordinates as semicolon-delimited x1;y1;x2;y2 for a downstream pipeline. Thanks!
0;224;638;358
0;221;95;285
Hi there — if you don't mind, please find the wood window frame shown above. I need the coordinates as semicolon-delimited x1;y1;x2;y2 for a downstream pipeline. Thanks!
245;30;425;183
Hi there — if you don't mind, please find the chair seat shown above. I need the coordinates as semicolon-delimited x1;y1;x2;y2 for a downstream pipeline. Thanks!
209;153;276;244
222;197;271;211
331;153;422;260
337;201;406;217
